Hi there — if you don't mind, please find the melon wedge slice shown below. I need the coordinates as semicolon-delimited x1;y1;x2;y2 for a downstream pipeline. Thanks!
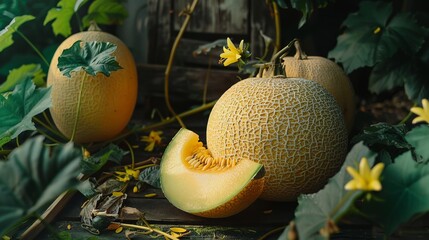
160;128;264;218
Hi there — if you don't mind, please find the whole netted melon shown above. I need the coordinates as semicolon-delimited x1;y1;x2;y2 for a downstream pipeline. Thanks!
47;24;137;143
206;77;348;201
282;40;355;132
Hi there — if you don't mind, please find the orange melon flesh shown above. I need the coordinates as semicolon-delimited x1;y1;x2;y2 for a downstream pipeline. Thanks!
160;128;264;218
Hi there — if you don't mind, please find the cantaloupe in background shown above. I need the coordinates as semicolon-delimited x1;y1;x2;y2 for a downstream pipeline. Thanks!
282;41;355;132
206;77;348;201
47;24;137;143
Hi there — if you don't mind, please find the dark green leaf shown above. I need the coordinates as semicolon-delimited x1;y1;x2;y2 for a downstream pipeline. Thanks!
328;1;427;73
193;39;227;56
280;0;331;28
82;0;127;28
0;64;45;93
369;55;409;94
351;123;412;158
362;151;429;235
57;40;122;78
0;15;35;52
138;165;161;188
44;0;87;37
81;144;127;175
403;57;429;103
285;142;376;239
0;136;82;235
406;125;429;162
0;78;51;147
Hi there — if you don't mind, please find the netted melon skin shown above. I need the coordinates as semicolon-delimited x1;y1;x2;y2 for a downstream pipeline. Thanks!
206;77;348;201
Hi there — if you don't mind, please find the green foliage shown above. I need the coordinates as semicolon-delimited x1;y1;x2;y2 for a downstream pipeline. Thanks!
81;144;128;175
279;142;376;239
361;150;429;235
328;0;429;102
0;64;45;93
405;125;429;162
82;0;127;28
0;78;51;148
44;0;87;37
138;165;161;188
0;136;82;236
0;15;35;52
57;40;122;78
275;0;331;28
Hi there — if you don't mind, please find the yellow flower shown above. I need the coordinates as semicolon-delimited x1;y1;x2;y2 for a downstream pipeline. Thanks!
115;166;140;182
140;131;163;152
219;37;244;66
373;26;381;34
411;99;429;124
345;157;384;191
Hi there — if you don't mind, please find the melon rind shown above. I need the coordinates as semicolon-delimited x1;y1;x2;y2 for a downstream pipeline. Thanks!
206;77;348;201
160;128;264;218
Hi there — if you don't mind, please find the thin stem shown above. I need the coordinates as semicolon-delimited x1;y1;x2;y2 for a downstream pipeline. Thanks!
203;54;213;105
111;222;180;240
33;116;67;142
75;12;83;32
331;191;362;222
164;0;199;128
124;140;135;169
272;1;281;53
102;100;216;146
70;72;88;142
257;226;286;240
399;103;417;124
16;30;49;67
36;128;62;143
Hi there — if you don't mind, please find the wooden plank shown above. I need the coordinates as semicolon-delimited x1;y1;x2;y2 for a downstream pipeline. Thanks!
174;0;249;35
250;1;277;59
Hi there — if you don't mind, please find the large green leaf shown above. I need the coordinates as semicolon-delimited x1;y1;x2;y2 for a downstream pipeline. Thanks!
361;151;429;235
43;0;87;37
0;136;82;236
328;1;427;73
82;0;127;28
368;54;410;94
278;143;376;239
57;40;122;77
406;125;429;162
0;78;51;148
138;165;161;188
0;15;35;52
275;0;331;28
81;144;127;175
0;64;45;93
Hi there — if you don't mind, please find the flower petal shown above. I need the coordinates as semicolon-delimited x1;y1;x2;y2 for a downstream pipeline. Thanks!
359;157;371;179
370;162;385;179
226;37;239;54
368;180;382;191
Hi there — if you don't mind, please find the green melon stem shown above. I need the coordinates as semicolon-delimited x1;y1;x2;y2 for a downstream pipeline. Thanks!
16;30;49;68
258;38;298;77
70;72;88;142
293;40;308;60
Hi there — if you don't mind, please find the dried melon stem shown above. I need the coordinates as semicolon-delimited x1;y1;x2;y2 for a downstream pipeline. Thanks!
185;142;237;171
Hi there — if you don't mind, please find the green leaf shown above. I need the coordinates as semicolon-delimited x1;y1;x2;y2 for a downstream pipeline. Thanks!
285;142;376;239
81;144;127;175
82;0;127;28
0;136;82;235
44;0;87;37
193;39;227;56
362;151;429;235
138;165;161;188
328;1;427;73
57;40;122;78
278;0;331;28
0;15;35;52
406;125;429;162
0;78;51;148
0;64;45;93
351;123;412;158
368;54;409;94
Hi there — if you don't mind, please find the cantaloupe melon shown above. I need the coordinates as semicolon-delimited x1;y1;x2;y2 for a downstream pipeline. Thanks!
160;128;265;218
206;77;348;201
47;23;137;143
282;40;355;132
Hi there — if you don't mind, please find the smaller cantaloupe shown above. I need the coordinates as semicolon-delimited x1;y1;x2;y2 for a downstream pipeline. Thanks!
47;23;137;143
282;40;355;132
160;128;265;218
